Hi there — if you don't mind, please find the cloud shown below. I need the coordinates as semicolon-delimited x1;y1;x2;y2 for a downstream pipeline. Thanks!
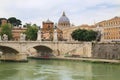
0;0;120;26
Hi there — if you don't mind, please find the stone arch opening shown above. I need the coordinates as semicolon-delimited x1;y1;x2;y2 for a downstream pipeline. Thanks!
0;46;19;54
0;46;19;60
32;45;54;58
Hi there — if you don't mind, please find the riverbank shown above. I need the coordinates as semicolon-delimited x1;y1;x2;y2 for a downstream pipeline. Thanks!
30;57;120;64
0;59;28;62
1;57;120;64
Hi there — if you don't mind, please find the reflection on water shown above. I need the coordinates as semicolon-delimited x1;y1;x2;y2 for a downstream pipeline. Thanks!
0;59;120;80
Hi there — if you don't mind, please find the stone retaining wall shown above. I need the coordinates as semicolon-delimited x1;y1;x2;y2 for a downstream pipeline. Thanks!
92;42;120;59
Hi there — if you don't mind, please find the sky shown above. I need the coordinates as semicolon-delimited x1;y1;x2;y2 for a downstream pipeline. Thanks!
0;0;120;26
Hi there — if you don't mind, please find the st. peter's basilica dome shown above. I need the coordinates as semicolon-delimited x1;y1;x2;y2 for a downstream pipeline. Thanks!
58;12;70;29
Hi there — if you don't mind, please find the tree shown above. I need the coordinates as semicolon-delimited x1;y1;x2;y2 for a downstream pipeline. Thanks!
16;19;22;26
0;24;12;40
8;17;22;26
25;24;38;40
0;18;7;26
71;29;98;41
23;23;30;28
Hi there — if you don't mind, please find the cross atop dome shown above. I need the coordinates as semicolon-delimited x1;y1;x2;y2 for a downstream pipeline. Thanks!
62;11;66;16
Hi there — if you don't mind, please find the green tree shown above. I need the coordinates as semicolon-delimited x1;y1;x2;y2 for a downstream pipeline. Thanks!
16;19;22;26
0;18;7;26
0;24;12;40
25;24;38;40
71;29;98;41
8;17;22;26
23;23;32;28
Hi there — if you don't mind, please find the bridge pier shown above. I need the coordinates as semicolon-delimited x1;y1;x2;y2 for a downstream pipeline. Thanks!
15;53;28;61
0;53;27;62
52;49;61;56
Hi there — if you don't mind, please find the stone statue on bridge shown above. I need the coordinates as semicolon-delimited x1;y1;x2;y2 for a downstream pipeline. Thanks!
20;33;26;41
53;24;58;41
2;34;8;41
0;35;2;41
37;26;41;41
95;25;103;42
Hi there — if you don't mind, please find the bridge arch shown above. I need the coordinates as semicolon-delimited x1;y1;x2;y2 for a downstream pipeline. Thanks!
27;45;55;57
0;46;19;60
0;46;19;54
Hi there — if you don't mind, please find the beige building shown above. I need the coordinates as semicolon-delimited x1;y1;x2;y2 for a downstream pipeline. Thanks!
96;16;120;27
62;24;96;41
96;16;120;42
78;24;96;30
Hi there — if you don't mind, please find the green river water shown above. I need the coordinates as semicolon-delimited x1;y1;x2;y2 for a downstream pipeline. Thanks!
0;59;120;80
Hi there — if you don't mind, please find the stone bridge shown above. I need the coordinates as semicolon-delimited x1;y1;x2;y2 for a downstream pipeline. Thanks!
0;41;92;61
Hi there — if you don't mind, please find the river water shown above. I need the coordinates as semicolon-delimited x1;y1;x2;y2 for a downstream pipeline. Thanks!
0;59;120;80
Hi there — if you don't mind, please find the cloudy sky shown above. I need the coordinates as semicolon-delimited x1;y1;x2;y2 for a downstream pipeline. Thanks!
0;0;120;26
